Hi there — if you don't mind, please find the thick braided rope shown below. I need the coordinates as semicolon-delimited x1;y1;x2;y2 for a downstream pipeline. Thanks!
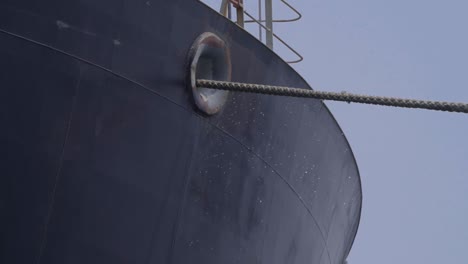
197;79;468;114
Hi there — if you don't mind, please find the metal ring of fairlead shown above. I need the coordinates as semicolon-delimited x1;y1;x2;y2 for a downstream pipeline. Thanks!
188;32;232;115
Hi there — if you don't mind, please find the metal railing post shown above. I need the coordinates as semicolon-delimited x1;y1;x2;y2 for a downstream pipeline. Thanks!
220;0;229;16
265;0;274;49
236;7;245;27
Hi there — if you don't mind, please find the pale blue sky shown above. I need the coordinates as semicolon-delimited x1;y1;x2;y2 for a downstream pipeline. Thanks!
203;1;468;263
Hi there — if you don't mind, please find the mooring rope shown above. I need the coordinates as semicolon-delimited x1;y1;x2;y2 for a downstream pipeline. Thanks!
196;79;468;114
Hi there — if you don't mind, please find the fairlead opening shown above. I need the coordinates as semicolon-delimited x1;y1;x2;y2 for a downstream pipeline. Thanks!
188;32;231;115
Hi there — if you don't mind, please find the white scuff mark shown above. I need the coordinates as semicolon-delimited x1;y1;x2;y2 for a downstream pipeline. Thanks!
81;29;97;37
113;39;121;46
55;20;97;37
146;1;151;6
56;20;70;29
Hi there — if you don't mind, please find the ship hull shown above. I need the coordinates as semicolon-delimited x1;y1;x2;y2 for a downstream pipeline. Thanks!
0;1;362;263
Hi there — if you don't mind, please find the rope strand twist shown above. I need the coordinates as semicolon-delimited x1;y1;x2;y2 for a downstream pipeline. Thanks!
196;79;468;114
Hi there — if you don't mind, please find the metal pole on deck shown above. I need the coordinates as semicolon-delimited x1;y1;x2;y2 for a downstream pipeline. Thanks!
265;0;274;49
236;7;245;27
258;0;263;42
235;0;245;27
220;0;229;16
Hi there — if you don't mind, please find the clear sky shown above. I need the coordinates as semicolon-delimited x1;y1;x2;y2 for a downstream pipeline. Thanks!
204;1;468;263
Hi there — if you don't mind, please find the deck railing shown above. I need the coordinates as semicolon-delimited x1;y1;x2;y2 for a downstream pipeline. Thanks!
202;0;303;64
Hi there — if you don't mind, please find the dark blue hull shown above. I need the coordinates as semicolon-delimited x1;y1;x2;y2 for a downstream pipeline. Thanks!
0;1;362;263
